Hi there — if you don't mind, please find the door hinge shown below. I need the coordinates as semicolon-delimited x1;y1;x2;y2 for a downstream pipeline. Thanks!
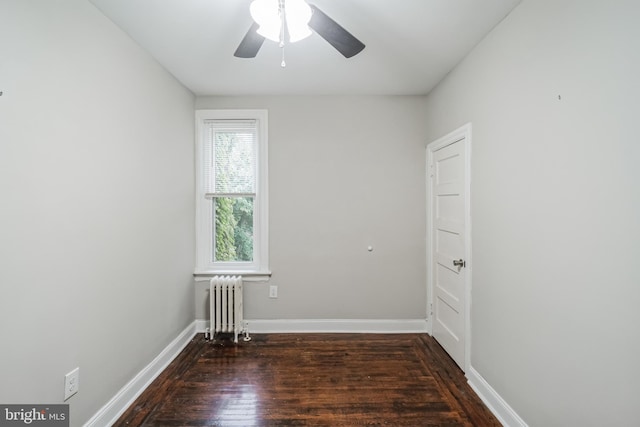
429;303;433;317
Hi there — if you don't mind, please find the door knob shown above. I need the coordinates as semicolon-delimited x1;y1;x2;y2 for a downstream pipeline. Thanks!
453;259;465;268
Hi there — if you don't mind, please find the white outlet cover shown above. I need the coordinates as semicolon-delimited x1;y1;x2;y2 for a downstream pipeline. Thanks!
64;367;79;401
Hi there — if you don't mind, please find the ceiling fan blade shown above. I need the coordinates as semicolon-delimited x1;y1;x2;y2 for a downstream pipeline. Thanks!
308;5;365;58
234;22;265;58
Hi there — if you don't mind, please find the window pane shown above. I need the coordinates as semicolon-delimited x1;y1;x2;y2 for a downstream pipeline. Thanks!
213;197;254;262
214;129;255;193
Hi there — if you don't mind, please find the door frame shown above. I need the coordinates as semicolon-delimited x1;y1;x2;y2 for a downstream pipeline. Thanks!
426;123;472;372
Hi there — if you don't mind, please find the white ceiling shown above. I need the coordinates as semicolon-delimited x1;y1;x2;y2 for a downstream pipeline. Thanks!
89;0;522;96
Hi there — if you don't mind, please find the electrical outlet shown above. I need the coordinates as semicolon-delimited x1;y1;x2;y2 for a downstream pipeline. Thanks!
269;285;278;299
64;367;79;401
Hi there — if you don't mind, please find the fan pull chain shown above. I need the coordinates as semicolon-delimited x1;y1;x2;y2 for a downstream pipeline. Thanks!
279;0;285;48
279;0;286;67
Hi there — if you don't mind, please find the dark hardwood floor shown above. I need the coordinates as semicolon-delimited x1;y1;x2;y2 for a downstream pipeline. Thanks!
114;333;500;426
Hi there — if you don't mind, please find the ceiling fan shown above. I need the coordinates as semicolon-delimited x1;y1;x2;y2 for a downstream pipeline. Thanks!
234;0;365;61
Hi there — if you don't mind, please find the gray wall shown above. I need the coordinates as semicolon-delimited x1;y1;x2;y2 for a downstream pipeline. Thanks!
422;0;640;425
0;1;195;425
195;96;428;322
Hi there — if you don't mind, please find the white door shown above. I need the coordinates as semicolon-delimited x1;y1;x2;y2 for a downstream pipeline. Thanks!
427;124;470;371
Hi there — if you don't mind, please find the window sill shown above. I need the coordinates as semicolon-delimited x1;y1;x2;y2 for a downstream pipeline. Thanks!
193;271;272;282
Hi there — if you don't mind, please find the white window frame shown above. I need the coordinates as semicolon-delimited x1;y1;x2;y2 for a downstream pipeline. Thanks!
194;109;269;276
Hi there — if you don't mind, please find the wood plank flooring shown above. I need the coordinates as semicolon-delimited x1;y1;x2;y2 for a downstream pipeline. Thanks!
114;334;500;426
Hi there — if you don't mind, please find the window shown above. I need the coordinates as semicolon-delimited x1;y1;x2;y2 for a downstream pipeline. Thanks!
195;110;269;275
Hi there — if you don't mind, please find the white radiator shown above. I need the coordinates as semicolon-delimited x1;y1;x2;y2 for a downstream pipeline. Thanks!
209;275;244;343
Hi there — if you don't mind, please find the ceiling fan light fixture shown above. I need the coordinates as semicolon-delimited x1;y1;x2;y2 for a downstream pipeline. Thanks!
284;0;312;42
250;0;312;44
250;0;281;42
235;1;365;60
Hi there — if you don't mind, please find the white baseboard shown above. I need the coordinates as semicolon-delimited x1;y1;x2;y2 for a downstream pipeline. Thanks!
467;366;528;427
195;319;209;333
84;321;197;427
195;318;428;334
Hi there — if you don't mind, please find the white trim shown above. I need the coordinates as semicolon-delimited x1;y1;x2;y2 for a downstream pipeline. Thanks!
222;319;429;334
83;322;196;427
194;109;269;274
467;366;528;427
193;272;271;282
426;147;433;334
426;123;472;372
195;319;209;333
